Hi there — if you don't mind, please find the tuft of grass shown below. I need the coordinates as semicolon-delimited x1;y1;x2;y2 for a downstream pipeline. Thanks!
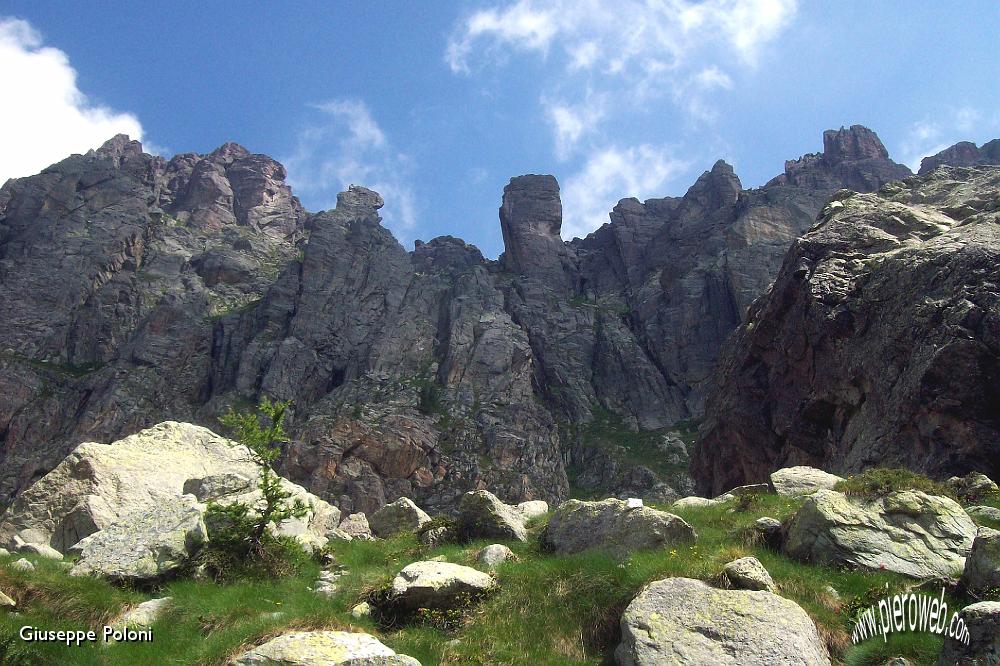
834;468;957;501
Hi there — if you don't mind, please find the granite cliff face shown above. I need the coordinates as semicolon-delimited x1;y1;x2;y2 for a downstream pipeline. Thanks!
0;127;914;512
693;165;1000;495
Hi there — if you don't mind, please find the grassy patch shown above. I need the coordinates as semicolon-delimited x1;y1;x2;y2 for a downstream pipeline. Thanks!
834;468;958;501
0;493;974;665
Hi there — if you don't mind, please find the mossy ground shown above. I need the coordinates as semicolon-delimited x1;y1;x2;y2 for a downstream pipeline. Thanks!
3;488;988;665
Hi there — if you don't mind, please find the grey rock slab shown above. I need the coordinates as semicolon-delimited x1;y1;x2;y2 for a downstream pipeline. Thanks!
231;630;421;665
541;498;696;556
615;577;830;665
936;601;1000;666
783;489;976;578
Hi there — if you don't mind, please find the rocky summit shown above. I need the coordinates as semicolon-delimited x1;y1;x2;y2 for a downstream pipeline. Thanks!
0;126;918;515
694;164;1000;495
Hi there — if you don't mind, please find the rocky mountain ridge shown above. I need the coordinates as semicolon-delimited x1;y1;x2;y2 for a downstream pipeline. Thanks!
1;125;976;515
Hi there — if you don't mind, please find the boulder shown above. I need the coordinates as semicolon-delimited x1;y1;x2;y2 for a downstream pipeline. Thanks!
0;422;340;554
387;561;496;610
418;526;453;547
10;558;34;572
477;544;515;569
961;527;1000;595
770;466;844;496
783;489;976;578
457;491;527;542
967;506;1000;524
231;630;421;665
541;498;696;556
113;597;171;629
672;496;721;510
752;517;783;548
722;556;775;592
515;500;549;520
338;513;374;540
0;590;14;609
16;542;63;560
714;484;772;502
70;495;206;583
369;498;431;538
949;472;999;502
615;577;830;665
936;601;1000;666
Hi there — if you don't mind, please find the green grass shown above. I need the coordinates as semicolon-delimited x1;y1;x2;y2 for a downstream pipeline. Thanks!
2;490;975;665
834;468;958;501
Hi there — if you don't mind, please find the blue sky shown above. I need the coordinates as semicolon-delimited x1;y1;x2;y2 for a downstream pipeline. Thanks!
2;1;999;257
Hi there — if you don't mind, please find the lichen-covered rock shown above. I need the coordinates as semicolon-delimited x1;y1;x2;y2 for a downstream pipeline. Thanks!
231;630;421;665
967;505;1000;524
540;498;696;556
961;527;1000;595
0;422;339;553
69;495;206;583
722;556;775;592
457;491;527;542
477;544;515;569
672;496;721;510
16;542;63;560
752;517;783;548
112;597;171;629
935;601;1000;666
515;500;549;520
338;513;373;540
388;561;496;610
783;489;976;578
770;466;844;496
369;498;431;538
10;558;34;572
949;472;1000;503
615;577;830;665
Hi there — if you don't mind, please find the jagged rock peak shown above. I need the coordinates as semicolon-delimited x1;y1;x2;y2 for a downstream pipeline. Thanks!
500;174;562;237
335;185;384;215
822;125;889;162
682;159;742;209
208;141;252;164
919;138;1000;175
93;134;144;161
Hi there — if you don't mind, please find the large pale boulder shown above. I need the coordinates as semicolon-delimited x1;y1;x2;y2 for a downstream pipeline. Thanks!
541;498;696;556
615;577;830;665
961;527;1000;595
70;495;206;583
387;561;495;610
231;630;421;665
477;544;515;569
338;513;374;540
936;602;1000;666
369;498;431;538
672;496;721;510
784;489;976;578
0;422;340;553
457;491;527;542
114;597;172;628
770;466;844;496
515;500;549;520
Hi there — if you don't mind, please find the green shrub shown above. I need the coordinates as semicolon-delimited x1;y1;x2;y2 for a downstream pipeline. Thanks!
834;468;957;501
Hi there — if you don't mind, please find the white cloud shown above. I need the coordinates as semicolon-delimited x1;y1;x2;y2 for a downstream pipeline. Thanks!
561;144;689;239
282;98;419;243
0;17;145;184
544;92;608;160
898;106;994;172
447;0;796;77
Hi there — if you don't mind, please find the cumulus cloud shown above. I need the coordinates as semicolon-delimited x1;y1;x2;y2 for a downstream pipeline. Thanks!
282;98;419;244
561;144;689;240
447;1;797;238
0;17;145;184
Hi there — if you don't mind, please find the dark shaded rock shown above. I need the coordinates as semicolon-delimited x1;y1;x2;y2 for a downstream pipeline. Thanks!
919;139;1000;175
694;166;1000;495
